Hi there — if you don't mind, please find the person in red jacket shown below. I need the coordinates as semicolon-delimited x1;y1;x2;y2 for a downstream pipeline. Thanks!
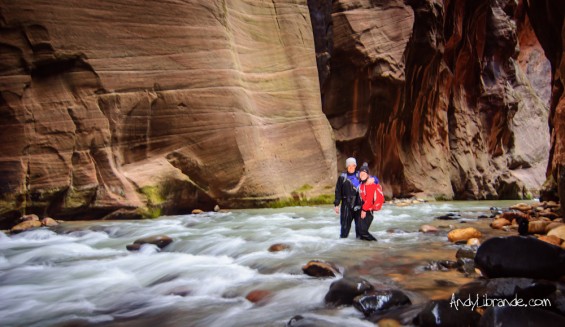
357;164;378;241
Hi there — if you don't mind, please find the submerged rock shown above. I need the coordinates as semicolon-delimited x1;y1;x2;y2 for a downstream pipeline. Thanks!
324;277;374;306
474;236;565;280
302;260;340;278
246;289;272;304
419;225;438;233
353;289;412;316
268;243;291;252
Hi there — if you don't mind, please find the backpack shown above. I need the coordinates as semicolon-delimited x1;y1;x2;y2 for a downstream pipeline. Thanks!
371;184;385;211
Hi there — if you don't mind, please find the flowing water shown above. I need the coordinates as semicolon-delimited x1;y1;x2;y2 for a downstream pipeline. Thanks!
0;201;520;327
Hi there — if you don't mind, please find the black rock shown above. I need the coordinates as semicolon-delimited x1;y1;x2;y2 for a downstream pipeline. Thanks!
474;236;565;280
455;278;556;304
435;213;461;220
353;289;412;316
132;235;173;249
416;300;480;327
324;277;374;306
479;306;565;327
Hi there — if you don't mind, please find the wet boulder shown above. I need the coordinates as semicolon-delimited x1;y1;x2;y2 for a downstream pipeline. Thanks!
474;236;565;280
245;289;272;304
268;243;291;252
11;220;42;233
302;260;339;278
353;289;412;316
127;235;173;251
479;306;565;327
490;218;511;229
455;278;556;303
448;227;482;243
528;220;551;234
324;277;374;306
510;203;533;212
416;300;480;327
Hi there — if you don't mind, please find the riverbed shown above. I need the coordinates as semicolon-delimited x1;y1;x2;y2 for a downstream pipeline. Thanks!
0;201;520;327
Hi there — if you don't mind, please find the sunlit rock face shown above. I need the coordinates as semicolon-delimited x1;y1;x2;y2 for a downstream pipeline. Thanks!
526;0;565;206
308;0;551;200
0;0;336;221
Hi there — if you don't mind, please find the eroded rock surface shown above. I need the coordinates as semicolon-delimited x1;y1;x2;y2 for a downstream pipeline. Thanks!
308;0;551;200
0;0;336;221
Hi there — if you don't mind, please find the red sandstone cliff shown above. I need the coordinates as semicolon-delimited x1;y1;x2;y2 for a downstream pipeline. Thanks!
0;0;336;223
0;0;560;224
308;0;551;200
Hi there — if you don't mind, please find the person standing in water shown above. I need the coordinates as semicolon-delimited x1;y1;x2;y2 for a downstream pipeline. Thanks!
333;158;378;238
357;163;380;241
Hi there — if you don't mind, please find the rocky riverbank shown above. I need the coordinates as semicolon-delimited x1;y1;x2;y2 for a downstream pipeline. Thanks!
289;200;565;326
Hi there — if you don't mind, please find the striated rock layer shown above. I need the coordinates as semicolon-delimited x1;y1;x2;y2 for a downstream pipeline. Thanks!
308;0;551;200
0;0;336;223
525;0;565;208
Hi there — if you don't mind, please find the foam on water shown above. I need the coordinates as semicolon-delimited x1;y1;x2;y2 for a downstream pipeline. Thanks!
0;201;512;326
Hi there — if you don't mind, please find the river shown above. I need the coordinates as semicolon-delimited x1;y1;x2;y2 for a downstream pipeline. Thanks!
0;201;520;327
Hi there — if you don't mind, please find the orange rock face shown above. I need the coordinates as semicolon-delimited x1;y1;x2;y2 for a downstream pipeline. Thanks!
308;0;551;200
0;0;336;221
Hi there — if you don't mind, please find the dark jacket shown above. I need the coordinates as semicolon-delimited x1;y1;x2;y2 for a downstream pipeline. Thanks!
334;172;361;208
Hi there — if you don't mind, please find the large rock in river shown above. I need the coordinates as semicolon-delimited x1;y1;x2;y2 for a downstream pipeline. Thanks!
474;236;565;280
324;277;374;306
479;306;565;327
0;0;336;221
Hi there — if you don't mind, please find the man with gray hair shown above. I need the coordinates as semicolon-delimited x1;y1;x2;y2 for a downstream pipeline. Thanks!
334;157;378;238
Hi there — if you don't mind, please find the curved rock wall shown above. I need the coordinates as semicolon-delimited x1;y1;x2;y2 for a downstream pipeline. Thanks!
525;0;565;207
0;0;336;221
309;0;551;199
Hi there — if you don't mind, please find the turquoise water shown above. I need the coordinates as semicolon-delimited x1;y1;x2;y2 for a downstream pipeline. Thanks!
0;201;523;326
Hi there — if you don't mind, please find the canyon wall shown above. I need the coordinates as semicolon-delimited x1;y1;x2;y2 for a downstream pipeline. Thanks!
0;0;336;223
525;0;565;207
308;0;551;200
